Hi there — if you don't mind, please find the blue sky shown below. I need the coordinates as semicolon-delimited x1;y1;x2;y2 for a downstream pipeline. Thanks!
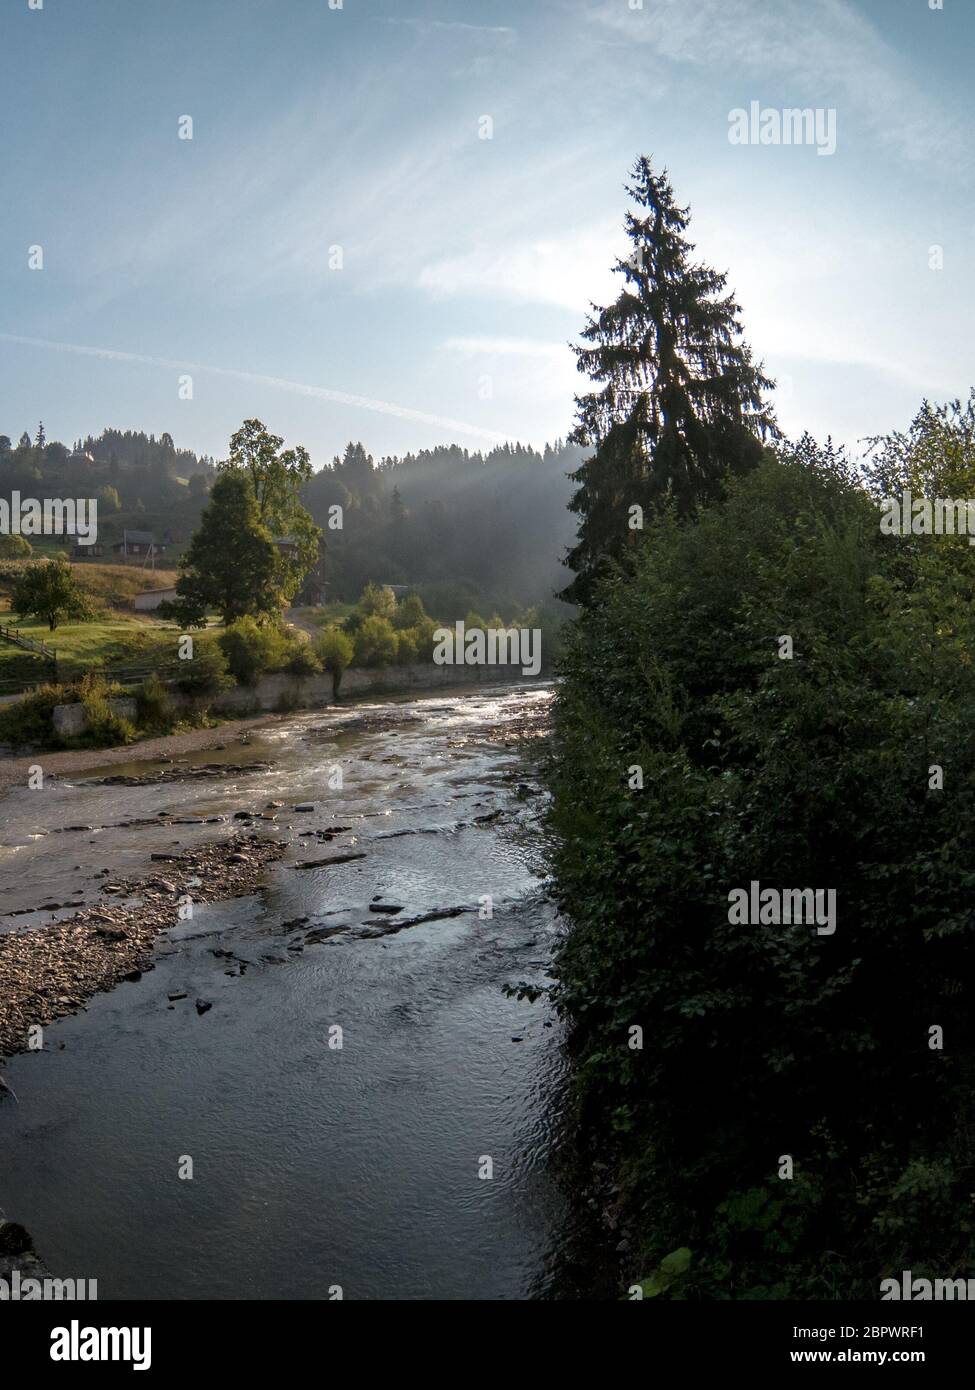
0;0;971;467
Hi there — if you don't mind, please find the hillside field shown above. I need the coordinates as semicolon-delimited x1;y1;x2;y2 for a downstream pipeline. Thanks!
0;561;182;685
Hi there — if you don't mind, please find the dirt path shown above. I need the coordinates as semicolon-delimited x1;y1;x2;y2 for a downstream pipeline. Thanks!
0;714;290;795
285;608;321;640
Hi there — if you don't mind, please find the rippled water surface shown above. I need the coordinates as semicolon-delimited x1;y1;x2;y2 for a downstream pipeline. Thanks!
0;684;589;1299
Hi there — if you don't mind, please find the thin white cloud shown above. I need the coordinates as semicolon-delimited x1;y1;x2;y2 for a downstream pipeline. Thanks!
380;18;516;38
0;334;508;445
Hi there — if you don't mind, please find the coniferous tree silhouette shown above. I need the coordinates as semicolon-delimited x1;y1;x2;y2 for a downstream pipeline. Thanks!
563;157;778;604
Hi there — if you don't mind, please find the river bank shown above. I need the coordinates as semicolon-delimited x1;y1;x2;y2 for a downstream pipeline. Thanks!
0;830;286;1060
0;683;586;1298
0;713;289;793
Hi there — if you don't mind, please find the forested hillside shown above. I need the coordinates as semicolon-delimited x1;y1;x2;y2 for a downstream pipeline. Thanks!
0;427;215;556
303;439;583;613
0;428;580;615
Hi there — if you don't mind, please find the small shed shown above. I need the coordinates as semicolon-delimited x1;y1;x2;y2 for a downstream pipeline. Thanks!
133;586;178;612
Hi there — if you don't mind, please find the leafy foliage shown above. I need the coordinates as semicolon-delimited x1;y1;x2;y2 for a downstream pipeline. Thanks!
135;673;177;734
76;672;136;746
171;639;231;697
0;534;31;558
168;472;279;626
359;583;398;620
11;558;95;630
316;625;354;678
547;424;975;1297
353;615;398;668
219;419;320;605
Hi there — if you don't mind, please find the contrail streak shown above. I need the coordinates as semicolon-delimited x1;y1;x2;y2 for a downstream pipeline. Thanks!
0;333;509;445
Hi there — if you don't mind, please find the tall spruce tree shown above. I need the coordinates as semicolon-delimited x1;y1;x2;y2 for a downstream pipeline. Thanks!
563;157;777;604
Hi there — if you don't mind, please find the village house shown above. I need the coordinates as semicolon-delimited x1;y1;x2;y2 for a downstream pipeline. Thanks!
111;529;167;562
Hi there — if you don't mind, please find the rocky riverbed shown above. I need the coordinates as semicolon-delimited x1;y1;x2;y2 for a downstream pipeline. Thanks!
0;831;286;1060
0;714;287;792
0;683;611;1300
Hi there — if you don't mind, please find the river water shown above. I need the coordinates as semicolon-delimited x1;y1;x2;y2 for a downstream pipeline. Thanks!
0;682;599;1300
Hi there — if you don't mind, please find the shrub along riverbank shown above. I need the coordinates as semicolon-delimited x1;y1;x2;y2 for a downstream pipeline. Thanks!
544;410;975;1299
0;584;563;752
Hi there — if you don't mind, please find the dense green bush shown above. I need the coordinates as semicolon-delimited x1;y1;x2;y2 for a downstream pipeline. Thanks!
218;616;290;684
391;592;428;629
0;683;70;748
353;614;398;668
171;638;231;697
394;629;419;665
77;673;135;746
136;673;177;734
0;534;31;559
218;615;322;682
284;640;321;677
547;423;975;1298
316;624;354;676
410;617;438;662
358;582;398;620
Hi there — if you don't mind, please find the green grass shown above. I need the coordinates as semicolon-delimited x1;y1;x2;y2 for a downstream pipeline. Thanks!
0;560;188;687
0;617;180;681
0;648;51;688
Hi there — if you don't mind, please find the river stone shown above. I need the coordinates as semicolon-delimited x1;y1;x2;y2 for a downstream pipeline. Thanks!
293;852;366;869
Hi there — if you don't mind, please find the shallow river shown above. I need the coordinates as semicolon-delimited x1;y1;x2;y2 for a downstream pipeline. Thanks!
0;682;599;1300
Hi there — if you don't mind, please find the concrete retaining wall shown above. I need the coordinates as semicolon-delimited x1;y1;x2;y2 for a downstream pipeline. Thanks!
206;660;485;716
52;696;138;738
47;664;489;738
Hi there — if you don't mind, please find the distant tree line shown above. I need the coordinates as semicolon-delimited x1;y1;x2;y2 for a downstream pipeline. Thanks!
302;438;584;614
0;426;215;554
1;426;581;615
